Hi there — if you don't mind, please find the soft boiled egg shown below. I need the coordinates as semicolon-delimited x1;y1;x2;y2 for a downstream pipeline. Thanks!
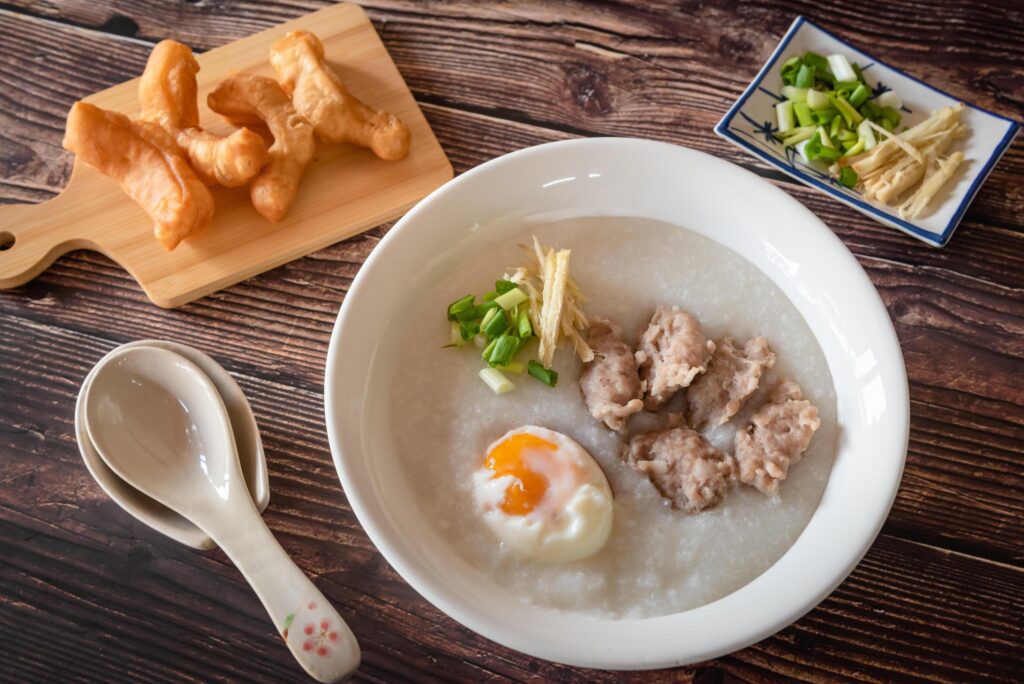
472;426;614;563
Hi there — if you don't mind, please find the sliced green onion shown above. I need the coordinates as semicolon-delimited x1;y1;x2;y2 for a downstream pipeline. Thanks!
449;321;464;347
794;63;814;88
781;126;817;147
496;361;525;374
857;119;877;150
802;51;830;73
516;308;532;338
495;279;517;294
837;129;857;142
482;308;509;340
875;91;902;111
488;334;520;367
879;106;901;127
880;118;894;132
838;167;859;188
775;101;795;134
843;138;865;157
781;85;808;102
811;108;839;125
827;53;857;83
852;62;866;84
780;56;803;85
494;286;528;310
849;83;870;108
480;306;498;328
479;368;515;394
793;101;814;128
806;88;830;111
804;132;841;163
459;321;480;341
482;291;498;302
818;125;834;149
527;360;558;388
830;94;863;127
481;338;497;361
447;294;474;321
829;114;844;140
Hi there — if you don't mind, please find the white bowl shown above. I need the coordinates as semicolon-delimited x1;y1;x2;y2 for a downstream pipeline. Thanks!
324;138;909;669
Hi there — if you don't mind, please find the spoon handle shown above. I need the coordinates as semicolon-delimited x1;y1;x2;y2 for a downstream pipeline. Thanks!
206;505;360;682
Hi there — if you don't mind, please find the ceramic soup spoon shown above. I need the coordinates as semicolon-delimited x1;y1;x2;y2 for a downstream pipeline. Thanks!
83;346;359;682
76;339;270;550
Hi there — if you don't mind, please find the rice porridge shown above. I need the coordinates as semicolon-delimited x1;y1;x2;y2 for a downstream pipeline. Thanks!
389;216;838;618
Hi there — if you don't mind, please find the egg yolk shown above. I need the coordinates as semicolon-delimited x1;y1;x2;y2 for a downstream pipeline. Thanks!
484;433;555;516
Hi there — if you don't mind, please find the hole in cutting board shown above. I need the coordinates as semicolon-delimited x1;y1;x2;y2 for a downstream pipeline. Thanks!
0;232;14;251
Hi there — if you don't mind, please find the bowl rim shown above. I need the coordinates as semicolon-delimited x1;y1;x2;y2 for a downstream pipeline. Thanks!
324;137;909;669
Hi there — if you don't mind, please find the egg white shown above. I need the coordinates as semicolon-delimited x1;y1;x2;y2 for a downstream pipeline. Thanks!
472;426;614;563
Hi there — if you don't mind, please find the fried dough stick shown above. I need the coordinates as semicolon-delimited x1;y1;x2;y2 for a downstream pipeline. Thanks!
269;30;411;160
139;39;268;187
207;73;316;223
63;101;214;251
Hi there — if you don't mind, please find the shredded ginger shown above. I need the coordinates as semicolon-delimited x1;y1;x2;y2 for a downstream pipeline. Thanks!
507;236;592;368
837;104;968;219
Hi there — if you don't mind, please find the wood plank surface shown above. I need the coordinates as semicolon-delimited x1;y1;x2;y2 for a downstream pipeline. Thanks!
1;0;1022;681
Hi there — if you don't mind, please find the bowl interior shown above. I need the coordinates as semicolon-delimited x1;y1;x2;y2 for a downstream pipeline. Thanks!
325;138;908;669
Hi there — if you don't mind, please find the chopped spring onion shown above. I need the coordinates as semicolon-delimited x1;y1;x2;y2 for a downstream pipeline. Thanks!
838;166;859;188
459;321;480;341
849;83;871;108
812;107;839;124
775;101;795;134
494;286;528;310
447;294;474;320
479;367;515;394
481;308;509;339
806;88;830;111
481;338;497;361
495;279;517;294
830;93;863;127
827;53;857;83
843;138;865;157
480;306;499;329
829;114;843;140
527;360;558;388
805;132;841;163
781;85;808;102
818;125;834;149
857;119;877;151
482;290;498;301
793;101;814;127
781;126;817;146
794;62;814;88
516;308;532;338
875;91;902;111
496;361;525;374
449;321;464;346
488;333;520;367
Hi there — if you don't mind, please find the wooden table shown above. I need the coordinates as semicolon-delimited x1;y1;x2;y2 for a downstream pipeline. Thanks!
1;1;1021;681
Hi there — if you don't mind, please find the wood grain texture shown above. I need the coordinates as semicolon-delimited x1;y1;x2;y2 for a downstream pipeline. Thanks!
1;0;1022;681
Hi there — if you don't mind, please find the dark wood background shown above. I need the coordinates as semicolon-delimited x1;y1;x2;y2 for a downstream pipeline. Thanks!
1;1;1021;681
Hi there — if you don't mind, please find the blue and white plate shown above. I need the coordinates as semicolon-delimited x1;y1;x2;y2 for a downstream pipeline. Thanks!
714;16;1020;247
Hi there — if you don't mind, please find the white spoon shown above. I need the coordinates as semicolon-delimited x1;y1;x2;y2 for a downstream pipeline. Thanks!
83;346;360;682
76;339;270;550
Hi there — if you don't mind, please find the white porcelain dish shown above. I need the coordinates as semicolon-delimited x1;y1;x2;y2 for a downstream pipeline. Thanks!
324;138;909;669
715;16;1020;247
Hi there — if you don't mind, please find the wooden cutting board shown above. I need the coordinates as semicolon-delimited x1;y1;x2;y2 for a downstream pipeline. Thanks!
0;3;452;308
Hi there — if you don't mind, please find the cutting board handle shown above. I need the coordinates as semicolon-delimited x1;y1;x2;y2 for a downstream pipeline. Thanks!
0;185;103;289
